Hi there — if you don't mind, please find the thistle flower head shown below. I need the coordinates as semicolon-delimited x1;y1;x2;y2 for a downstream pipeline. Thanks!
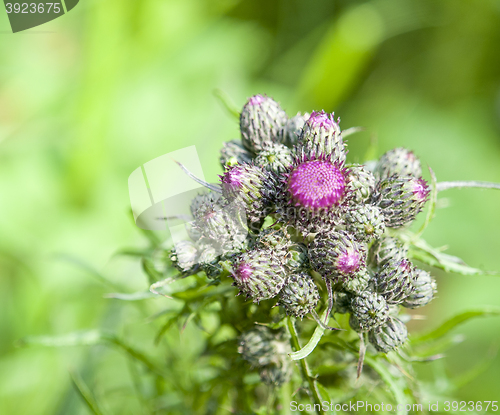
374;258;416;304
375;147;422;179
287;158;346;209
344;204;386;242
298;110;345;163
278;273;320;318
309;230;367;280
219;139;253;167
281;112;310;148
170;240;198;275
368;316;408;353
220;163;270;223
402;269;437;309
240;95;287;153
254;142;293;174
349;291;389;332
373;175;430;228
231;250;286;303
368;236;408;267
345;164;376;204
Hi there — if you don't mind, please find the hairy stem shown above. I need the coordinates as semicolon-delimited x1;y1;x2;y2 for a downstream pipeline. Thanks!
286;317;325;415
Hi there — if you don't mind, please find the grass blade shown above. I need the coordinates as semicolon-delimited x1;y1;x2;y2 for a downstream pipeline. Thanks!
70;371;108;415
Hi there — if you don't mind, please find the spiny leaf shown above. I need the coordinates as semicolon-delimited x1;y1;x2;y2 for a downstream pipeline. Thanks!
411;307;500;344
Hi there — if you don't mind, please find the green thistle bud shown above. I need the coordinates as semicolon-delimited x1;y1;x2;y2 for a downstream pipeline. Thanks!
238;326;276;367
238;326;292;386
197;242;222;278
190;192;247;252
339;267;371;294
278;273;320;318
252;227;290;256
254;142;293;174
170;240;198;275
373;176;430;228
240;95;287;153
259;361;293;386
374;147;422;179
374;258;416;304
231;250;286;303
368;237;408;267
345;164;376;204
344;205;386;242
299;111;346;163
280;112;310;148
220;164;270;223
368;316;408;353
402;269;437;309
309;230;367;280
349;291;389;332
286;242;310;272
219;139;254;167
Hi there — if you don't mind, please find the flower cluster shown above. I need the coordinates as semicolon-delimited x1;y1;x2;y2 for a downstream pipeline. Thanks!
172;94;437;354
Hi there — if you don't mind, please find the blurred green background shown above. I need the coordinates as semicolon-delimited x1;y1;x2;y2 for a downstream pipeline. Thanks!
1;0;500;413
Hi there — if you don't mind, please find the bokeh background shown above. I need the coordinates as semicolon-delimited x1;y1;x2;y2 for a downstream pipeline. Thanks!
1;0;500;413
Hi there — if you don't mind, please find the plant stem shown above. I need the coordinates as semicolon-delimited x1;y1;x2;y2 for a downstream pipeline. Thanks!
437;180;500;192
286;317;325;415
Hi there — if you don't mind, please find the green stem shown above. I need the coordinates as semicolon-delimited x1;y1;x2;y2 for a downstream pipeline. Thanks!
437;180;500;192
286;317;325;415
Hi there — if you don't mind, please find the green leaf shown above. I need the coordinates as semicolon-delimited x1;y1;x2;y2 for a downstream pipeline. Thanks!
18;330;103;347
213;88;240;121
407;237;498;276
289;310;328;361
364;356;408;415
70;371;109;415
412;307;500;344
104;291;155;301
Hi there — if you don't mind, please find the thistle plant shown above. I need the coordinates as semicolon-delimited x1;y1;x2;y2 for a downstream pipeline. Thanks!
20;94;500;415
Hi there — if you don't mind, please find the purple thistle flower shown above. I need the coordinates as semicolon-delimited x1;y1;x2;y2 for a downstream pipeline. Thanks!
337;250;362;275
248;94;266;106
307;111;338;130
412;177;430;202
287;159;346;209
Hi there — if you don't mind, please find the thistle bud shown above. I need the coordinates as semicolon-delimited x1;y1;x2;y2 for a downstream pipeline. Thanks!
344;204;386;242
368;237;408;267
402;269;437;309
309;230;367;280
368;316;408;353
340;267;371;294
219;139;254;167
190;192;247;252
374;147;422;179
231;250;286;303
281;112;310;148
278;273;320;318
286;242;310;272
345;164;376;204
299;111;346;163
170;240;198;275
238;326;275;367
240;95;287;153
255;142;293;174
239;326;292;386
373;176;430;228
349;291;389;332
220;164;269;223
374;258;416;304
197;243;222;278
